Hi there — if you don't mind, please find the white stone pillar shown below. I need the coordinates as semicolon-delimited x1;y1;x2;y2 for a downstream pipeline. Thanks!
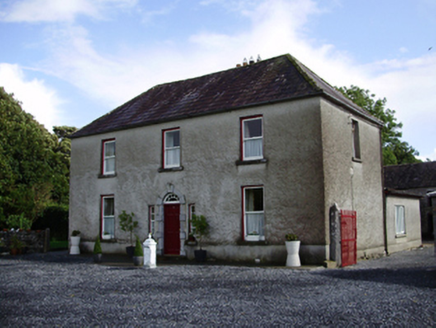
143;234;157;268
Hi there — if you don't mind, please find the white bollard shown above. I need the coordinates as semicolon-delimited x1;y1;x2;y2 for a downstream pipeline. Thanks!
143;234;157;268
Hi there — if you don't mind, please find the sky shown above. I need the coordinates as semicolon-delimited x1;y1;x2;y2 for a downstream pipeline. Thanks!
0;0;435;160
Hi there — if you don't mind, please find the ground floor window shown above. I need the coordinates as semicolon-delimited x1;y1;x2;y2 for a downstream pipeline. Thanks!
149;205;156;236
243;186;265;241
395;205;406;235
101;195;115;239
188;204;196;234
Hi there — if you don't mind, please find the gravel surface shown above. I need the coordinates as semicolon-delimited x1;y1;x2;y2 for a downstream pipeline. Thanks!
1;246;435;327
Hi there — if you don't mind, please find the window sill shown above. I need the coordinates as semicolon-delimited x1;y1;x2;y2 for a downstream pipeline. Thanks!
235;158;268;166
101;238;117;243
395;233;407;239
158;166;184;173
352;157;362;163
237;240;269;246
98;173;117;179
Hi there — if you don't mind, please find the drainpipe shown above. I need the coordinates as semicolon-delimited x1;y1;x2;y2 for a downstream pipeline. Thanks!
380;130;388;255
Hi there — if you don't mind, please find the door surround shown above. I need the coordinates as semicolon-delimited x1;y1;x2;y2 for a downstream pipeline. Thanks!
155;184;186;256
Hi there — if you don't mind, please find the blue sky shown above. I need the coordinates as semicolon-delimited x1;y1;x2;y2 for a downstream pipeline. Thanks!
1;0;435;160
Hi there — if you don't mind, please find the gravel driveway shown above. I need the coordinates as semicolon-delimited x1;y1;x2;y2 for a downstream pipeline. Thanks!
1;246;435;327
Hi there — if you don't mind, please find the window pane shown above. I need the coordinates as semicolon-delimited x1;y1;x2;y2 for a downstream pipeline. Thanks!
395;205;405;234
165;148;180;166
104;217;115;236
352;121;360;159
105;158;115;173
105;141;115;157
245;188;263;211
104;198;114;216
246;213;264;235
166;130;180;147
244;119;262;138
244;139;263;158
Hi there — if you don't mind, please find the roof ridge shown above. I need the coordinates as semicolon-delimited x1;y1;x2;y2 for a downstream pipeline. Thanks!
72;53;382;138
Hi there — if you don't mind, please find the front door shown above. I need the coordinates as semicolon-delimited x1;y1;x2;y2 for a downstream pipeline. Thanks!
164;204;180;255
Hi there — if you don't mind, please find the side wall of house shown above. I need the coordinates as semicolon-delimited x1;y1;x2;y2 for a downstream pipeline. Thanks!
320;99;385;259
70;97;327;263
386;196;422;253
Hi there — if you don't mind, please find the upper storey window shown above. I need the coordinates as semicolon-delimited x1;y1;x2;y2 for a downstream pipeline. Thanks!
102;139;116;175
351;120;361;161
241;116;263;160
163;128;180;168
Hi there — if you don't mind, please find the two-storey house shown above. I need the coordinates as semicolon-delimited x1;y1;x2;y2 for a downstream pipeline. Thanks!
69;54;385;264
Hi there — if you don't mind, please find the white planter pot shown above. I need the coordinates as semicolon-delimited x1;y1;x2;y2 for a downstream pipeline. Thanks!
70;236;81;255
285;240;301;267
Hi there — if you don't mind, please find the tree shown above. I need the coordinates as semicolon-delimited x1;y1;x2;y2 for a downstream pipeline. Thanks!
50;126;77;204
337;85;420;165
0;87;76;227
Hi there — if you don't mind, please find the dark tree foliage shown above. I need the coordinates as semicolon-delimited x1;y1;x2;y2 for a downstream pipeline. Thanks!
337;85;421;165
0;87;76;227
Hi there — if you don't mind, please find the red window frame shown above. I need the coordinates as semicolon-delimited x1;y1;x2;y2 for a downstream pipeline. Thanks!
162;128;180;168
100;194;115;240
101;138;116;175
241;185;264;241
240;115;263;161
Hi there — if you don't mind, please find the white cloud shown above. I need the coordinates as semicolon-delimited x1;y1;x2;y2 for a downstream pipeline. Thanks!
0;0;137;22
0;63;63;130
8;0;434;158
418;149;436;162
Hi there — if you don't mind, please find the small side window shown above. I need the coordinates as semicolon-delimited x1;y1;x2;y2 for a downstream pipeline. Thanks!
395;205;406;235
188;204;196;234
149;205;156;237
351;120;361;160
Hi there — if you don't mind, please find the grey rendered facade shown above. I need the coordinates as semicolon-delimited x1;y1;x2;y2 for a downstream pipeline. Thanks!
69;54;385;264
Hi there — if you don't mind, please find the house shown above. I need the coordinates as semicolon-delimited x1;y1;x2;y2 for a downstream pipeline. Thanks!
69;54;386;265
384;161;436;240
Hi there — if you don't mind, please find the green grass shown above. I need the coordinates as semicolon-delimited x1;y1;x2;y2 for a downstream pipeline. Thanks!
50;240;68;250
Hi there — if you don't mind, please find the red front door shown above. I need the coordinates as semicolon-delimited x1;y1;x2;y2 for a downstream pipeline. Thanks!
164;204;180;255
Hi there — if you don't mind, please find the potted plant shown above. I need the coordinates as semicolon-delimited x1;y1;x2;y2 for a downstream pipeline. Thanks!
93;235;103;263
132;235;144;266
119;211;138;257
70;230;81;255
10;235;24;255
191;214;209;262
285;233;301;267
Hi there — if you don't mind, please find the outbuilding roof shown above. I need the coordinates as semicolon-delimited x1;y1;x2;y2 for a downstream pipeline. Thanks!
72;54;381;138
384;161;436;190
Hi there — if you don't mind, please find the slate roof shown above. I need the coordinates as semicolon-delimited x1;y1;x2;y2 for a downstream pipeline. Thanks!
384;161;436;190
72;54;381;138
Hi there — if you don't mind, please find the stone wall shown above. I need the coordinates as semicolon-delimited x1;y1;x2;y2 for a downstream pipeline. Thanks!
0;229;50;254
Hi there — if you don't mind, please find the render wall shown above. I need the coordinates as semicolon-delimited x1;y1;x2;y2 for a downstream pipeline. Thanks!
70;97;327;263
320;99;385;259
385;196;422;253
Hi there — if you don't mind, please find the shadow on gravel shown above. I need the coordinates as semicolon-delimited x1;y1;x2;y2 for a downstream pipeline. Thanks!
0;251;92;265
315;266;436;289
